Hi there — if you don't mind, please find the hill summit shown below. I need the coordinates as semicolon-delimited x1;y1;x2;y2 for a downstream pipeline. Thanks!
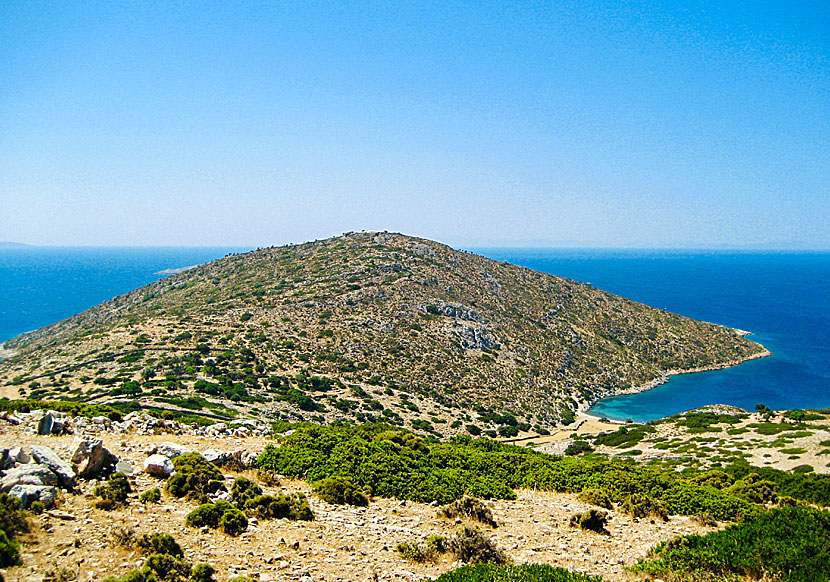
0;232;766;433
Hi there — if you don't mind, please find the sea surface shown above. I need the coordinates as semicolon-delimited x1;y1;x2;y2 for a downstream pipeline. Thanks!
475;249;830;421
0;247;245;345
1;246;828;421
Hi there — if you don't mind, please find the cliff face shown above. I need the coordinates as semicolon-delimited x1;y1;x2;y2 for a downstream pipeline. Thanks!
0;232;765;427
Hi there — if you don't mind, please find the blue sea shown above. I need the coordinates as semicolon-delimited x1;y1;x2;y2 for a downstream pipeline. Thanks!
2;246;828;421
475;249;830;421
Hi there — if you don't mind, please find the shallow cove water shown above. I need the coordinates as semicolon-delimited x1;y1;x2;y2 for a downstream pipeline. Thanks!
474;249;830;422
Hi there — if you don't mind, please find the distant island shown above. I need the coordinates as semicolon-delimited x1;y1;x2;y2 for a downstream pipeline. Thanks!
0;231;767;432
0;241;33;248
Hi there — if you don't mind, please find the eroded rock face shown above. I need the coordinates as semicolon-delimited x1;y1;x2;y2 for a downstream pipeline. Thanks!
70;436;118;478
143;454;174;478
8;483;58;508
30;445;76;489
451;322;498;350
1;464;60;491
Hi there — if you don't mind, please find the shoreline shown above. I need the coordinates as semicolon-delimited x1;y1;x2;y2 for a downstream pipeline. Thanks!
578;343;772;418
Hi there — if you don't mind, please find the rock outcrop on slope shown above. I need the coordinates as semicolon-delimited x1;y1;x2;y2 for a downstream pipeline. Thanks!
0;232;766;429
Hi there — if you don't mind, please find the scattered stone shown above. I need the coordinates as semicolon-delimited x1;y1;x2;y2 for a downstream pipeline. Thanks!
30;445;77;489
151;442;190;459
143;454;174;477
70;436;118;478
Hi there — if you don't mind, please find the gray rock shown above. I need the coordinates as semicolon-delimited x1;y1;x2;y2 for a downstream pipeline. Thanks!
201;449;229;466
8;447;30;464
30;445;76;488
1;464;59;491
115;460;134;475
151;442;189;459
37;412;54;435
8;484;58;508
70;436;117;478
143;454;174;478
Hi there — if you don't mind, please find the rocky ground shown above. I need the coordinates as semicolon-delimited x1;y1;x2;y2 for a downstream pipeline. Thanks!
0;410;715;582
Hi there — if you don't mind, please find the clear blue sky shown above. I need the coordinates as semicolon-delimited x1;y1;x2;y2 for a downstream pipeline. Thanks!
1;1;827;248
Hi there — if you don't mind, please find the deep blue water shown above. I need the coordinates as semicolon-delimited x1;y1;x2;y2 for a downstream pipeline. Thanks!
0;247;246;344
1;247;828;421
475;249;830;421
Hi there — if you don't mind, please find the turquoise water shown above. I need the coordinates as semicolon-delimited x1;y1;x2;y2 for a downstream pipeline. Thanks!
475;249;830;421
2;247;828;421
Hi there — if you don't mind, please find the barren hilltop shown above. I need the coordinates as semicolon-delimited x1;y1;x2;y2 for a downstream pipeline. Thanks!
0;232;765;433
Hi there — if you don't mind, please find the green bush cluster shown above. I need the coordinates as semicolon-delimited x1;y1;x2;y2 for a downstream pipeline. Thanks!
396;535;446;563
94;472;132;510
255;423;762;520
102;533;216;582
569;509;609;534
166;453;225;502
439;495;497;527
619;494;668;521
230;477;313;521
577;488;612;509
433;564;604;582
634;507;830;582
185;501;248;536
140;488;162;504
448;525;508;565
593;425;655;448
314;476;369;506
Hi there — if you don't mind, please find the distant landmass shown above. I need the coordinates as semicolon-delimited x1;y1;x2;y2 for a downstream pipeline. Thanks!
0;242;33;248
0;232;767;431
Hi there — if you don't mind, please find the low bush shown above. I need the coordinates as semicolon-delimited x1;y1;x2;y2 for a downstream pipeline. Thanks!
569;509;609;534
137;534;183;557
166;453;225;502
634;507;830;582
449;525;508;564
140;488;162;504
433;564;604;582
314;476;369;506
94;472;132;510
256;423;763;520
439;495;497;527
185;501;248;536
0;529;20;568
619;494;668;521
245;493;314;521
396;535;446;563
577;488;612;509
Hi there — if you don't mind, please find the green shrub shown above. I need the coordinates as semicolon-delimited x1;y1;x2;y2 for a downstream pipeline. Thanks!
240;493;313;521
255;423;764;520
0;494;27;539
28;501;45;515
569;509;609;534
396;537;446;563
433;564;603;582
619;494;668;521
691;470;734;490
726;473;779;504
140;488;162;504
94;472;132;510
166;453;225;502
190;564;216;582
0;529;20;567
314;476;369;506
439;495;497;527
145;553;191;580
218;508;248;536
230;477;262;507
137;533;183;557
634;507;830;582
594;425;654;448
564;440;594;456
577;488;612;509
450;525;508;564
185;501;247;536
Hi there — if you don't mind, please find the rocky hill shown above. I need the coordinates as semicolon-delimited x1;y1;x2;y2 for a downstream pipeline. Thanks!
0;232;766;432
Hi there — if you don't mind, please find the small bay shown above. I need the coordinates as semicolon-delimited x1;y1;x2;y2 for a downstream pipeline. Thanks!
476;248;830;421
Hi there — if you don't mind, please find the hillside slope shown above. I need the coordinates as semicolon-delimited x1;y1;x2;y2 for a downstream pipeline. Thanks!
0;232;766;431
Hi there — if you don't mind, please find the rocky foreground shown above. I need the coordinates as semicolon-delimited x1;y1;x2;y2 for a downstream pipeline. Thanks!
1;408;711;582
